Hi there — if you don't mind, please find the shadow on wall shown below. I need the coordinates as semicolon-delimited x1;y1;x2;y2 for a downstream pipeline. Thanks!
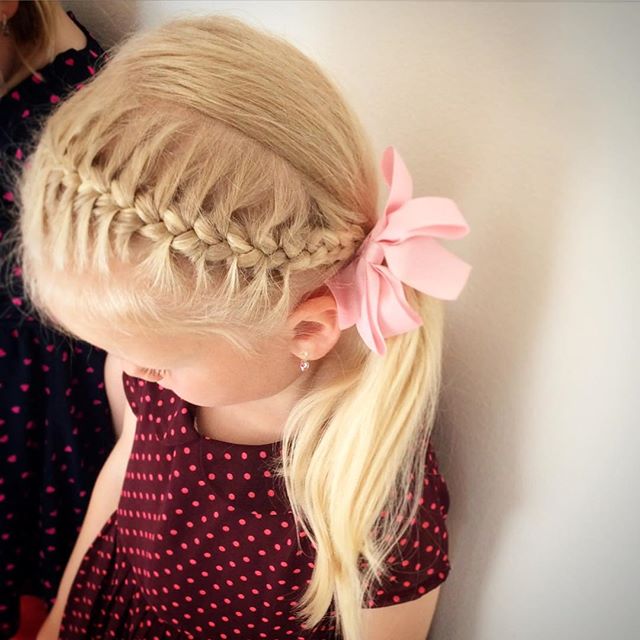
64;0;142;48
422;6;578;640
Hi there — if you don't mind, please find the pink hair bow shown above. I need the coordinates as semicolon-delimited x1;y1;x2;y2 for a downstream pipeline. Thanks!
325;145;472;356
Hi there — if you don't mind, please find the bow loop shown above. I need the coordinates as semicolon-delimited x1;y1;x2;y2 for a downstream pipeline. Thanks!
381;145;413;215
326;146;472;355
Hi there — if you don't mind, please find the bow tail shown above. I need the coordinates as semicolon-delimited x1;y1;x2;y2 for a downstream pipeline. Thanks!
358;263;423;356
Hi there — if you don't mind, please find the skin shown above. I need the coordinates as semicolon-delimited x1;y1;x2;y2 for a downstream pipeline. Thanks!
0;0;87;96
44;281;342;445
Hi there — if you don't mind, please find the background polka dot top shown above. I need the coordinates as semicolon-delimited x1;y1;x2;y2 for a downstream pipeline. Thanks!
59;373;452;639
0;11;115;638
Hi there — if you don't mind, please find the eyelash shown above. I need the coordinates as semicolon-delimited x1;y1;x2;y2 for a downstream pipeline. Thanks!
140;367;168;378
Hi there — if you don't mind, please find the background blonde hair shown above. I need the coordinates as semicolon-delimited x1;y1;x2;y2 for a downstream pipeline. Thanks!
10;14;445;639
2;0;59;88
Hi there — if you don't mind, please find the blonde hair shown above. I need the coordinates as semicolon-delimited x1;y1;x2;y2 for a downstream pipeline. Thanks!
10;14;445;639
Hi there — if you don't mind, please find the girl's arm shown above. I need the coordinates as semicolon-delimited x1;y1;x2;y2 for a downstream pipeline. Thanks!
104;352;128;438
36;357;136;639
361;586;442;640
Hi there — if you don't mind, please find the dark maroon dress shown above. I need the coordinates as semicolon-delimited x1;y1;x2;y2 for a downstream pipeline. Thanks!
0;12;115;639
59;373;452;639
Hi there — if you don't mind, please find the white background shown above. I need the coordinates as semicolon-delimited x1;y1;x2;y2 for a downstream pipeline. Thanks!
65;2;640;638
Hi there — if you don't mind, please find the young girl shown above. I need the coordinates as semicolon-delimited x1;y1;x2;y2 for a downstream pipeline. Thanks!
11;13;471;640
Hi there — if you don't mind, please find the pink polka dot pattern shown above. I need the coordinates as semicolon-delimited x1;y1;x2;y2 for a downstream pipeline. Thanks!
0;10;113;638
59;374;451;639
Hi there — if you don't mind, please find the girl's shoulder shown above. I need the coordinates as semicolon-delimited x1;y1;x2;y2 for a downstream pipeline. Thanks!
41;11;109;86
365;439;452;608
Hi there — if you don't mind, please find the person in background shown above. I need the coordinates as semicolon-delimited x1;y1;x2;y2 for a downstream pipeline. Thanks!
0;3;117;638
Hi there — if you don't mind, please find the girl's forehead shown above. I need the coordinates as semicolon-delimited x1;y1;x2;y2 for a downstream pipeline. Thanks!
35;265;269;362
43;293;215;365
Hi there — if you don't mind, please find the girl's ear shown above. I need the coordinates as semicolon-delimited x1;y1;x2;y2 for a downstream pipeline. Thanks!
287;293;340;360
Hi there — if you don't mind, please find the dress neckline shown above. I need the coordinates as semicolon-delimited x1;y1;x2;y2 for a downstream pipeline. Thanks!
122;371;283;451
185;401;284;451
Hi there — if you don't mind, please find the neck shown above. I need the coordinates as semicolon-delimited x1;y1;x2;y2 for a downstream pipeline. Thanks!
1;5;87;96
194;356;327;446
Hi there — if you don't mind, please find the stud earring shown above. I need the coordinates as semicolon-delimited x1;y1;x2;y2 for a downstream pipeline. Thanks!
299;351;310;372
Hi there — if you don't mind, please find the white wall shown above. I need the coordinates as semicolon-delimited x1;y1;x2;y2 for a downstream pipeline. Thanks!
64;2;640;639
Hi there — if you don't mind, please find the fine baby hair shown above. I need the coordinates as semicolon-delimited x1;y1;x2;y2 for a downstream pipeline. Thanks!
11;13;470;640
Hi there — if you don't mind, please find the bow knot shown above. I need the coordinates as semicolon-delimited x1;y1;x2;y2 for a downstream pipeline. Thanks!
360;236;385;265
325;145;472;355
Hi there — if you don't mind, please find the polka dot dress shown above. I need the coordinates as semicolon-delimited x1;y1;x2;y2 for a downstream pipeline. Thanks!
0;11;115;638
60;373;452;639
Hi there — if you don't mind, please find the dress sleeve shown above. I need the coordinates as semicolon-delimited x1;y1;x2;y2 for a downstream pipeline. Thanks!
122;371;141;414
364;439;452;608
